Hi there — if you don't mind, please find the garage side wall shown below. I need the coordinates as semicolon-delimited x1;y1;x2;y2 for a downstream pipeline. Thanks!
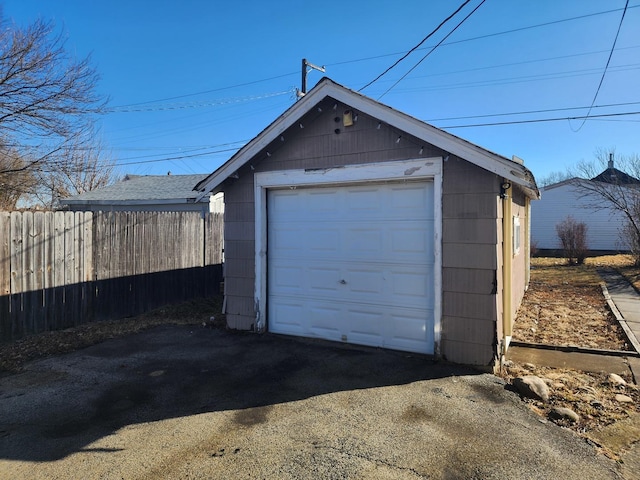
441;157;500;365
511;186;529;317
222;100;447;330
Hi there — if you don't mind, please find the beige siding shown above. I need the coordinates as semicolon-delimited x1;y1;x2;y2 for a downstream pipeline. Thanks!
222;99;446;333
440;157;500;366
223;175;257;330
222;97;521;366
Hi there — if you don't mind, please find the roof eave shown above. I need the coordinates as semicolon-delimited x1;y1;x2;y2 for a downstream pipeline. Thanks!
194;78;539;199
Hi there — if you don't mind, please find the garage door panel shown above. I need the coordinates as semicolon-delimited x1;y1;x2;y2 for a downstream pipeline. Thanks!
307;228;341;253
307;267;343;295
308;302;343;340
268;181;435;355
270;301;305;333
390;184;434;213
385;308;434;354
391;227;432;255
344;228;384;255
345;188;383;213
271;265;305;292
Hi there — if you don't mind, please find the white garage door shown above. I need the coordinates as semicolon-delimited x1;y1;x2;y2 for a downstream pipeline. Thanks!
267;181;435;354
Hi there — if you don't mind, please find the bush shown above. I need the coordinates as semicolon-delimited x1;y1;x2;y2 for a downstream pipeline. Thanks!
556;216;588;265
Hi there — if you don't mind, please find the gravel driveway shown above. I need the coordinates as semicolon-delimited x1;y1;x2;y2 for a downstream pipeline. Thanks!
0;326;621;479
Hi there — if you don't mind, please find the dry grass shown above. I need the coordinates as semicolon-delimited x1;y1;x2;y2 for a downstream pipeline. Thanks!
512;255;634;350
504;254;640;457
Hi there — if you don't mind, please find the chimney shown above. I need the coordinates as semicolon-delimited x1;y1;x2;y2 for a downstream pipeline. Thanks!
609;153;614;169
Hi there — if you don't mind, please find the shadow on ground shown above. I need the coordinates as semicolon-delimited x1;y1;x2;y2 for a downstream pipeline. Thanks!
0;325;475;462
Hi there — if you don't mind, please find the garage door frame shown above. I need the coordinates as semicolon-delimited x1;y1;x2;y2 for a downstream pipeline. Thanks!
254;157;443;354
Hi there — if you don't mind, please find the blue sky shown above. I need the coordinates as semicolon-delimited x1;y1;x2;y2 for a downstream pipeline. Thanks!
3;0;639;181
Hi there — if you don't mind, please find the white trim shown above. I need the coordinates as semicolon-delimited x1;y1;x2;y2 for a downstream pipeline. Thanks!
254;157;443;352
196;78;538;201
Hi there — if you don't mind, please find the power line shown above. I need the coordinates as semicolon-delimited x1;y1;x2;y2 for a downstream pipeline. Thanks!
427;101;640;122
98;4;640;111
572;0;630;131
388;62;640;95
116;147;241;166
107;90;294;113
441;110;640;129
378;0;486;99
335;5;640;70
111;74;297;108
358;0;473;92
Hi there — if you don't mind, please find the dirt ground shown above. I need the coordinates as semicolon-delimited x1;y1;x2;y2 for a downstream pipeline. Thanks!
511;256;632;350
502;255;640;456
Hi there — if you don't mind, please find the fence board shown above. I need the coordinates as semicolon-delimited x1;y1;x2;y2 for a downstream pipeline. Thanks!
1;211;223;342
0;213;10;340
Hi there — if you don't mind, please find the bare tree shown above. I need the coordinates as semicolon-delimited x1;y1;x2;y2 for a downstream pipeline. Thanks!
0;12;109;207
29;132;118;208
0;141;36;209
572;149;640;263
537;170;573;187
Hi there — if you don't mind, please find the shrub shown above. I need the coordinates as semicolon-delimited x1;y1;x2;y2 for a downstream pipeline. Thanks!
556;216;588;265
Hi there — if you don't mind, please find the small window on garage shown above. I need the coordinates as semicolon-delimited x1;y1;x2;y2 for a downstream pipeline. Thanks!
513;216;521;255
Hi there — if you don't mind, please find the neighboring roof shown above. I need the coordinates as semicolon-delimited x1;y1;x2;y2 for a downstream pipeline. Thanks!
591;167;640;185
194;77;539;199
60;174;209;206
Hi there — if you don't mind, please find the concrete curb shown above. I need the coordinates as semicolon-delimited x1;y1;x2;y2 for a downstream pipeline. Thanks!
509;340;639;358
600;281;640;354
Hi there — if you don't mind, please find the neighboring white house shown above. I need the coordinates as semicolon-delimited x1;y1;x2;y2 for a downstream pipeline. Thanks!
59;174;223;213
531;159;639;251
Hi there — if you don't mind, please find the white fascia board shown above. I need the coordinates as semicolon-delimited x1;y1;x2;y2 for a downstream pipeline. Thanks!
326;86;539;198
195;87;332;201
196;79;538;200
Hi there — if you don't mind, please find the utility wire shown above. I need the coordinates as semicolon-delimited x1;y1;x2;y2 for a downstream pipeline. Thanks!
442;110;640;129
427;101;640;122
331;4;640;69
116;147;241;166
378;0;486;99
112;74;297;108
107;90;294;113
358;0;473;92
102;4;640;110
572;0;630;131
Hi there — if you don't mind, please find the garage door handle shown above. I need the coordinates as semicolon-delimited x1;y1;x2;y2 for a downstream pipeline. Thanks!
339;279;347;285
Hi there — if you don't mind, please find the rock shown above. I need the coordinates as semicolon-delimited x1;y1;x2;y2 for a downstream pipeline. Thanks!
615;394;633;403
608;373;627;387
523;363;536;370
549;407;580;423
513;376;550;402
591;400;604;409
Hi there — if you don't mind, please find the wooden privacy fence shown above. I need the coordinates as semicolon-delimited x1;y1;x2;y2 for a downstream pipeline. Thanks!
0;211;224;342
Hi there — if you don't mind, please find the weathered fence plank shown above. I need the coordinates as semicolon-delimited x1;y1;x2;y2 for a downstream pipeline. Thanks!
1;211;223;342
0;212;10;340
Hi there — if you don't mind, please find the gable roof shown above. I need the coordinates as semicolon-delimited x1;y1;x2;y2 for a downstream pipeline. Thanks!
60;174;209;207
591;166;640;185
194;77;539;199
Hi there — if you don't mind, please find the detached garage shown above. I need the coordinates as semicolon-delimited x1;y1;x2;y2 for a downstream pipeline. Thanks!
195;78;539;369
